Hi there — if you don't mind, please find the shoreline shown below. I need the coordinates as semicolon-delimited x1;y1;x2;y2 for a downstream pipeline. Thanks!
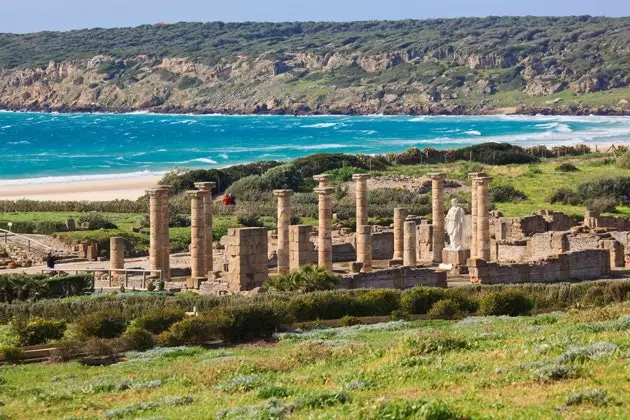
0;176;162;201
0;141;628;202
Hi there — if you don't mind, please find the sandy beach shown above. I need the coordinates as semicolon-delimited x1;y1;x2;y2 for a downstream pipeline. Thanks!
0;175;162;201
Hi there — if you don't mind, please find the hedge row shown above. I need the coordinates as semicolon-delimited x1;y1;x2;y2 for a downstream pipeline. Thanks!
0;274;94;303
1;279;629;324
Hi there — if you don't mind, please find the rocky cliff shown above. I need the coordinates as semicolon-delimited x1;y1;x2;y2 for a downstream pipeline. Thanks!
1;18;629;115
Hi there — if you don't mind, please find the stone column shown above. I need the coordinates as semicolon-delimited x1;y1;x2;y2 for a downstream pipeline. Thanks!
146;188;164;275
110;237;124;272
356;225;373;272
352;174;370;228
158;186;172;281
403;221;417;267
195;182;216;277
477;177;493;261
393;208;408;260
468;172;486;258
273;189;293;275
313;174;332;188
431;173;445;264
315;187;334;270
186;190;206;288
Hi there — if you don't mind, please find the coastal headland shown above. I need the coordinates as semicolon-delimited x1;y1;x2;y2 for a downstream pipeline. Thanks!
1;17;630;116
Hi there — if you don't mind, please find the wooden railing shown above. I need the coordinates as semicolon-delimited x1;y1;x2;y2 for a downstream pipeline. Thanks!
1;228;56;255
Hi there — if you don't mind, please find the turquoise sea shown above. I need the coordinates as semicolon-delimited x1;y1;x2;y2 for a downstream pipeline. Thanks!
2;112;630;184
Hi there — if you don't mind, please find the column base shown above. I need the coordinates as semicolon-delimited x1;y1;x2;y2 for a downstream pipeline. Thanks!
441;248;471;274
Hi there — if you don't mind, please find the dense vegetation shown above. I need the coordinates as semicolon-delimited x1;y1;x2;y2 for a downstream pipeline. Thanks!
1;17;630;113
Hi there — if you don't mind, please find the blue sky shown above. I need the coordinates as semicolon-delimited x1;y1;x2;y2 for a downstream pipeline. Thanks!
2;0;629;33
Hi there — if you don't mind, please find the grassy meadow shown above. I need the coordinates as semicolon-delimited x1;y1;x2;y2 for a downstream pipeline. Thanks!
1;302;629;419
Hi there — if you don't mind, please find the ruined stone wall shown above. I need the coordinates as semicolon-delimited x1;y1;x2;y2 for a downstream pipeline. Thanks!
469;249;611;285
332;231;394;262
224;227;268;292
289;225;317;271
584;212;630;231
340;267;447;290
491;212;575;241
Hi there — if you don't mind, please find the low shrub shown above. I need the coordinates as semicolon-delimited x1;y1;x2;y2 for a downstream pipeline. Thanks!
235;209;264;228
401;334;471;355
534;363;575;382
479;289;534;316
566;389;608;407
82;337;123;357
49;340;82;362
0;345;24;362
77;213;117;230
549;187;582;205
489;185;528;202
616;151;630;169
157;317;213;346
339;315;362;326
119;328;156;351
400;287;446;314
586;196;618;213
206;303;289;343
14;317;66;346
296;391;351;410
261;164;303;191
355;289;401;316
428;299;463;320
325;166;365;183
555;163;580;172
133;307;185;334
74;310;127;339
225;175;269;201
263;265;339;293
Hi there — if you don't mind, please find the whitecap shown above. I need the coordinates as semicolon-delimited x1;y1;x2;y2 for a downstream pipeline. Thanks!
464;130;482;136
219;153;229;159
301;122;338;128
6;140;30;145
1;125;12;129
190;158;217;164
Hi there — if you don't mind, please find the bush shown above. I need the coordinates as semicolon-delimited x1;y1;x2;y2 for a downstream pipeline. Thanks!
119;328;156;351
617;151;630;169
489;185;528;202
555;163;580;172
74;310;127;339
263;266;340;293
292;153;371;178
206;303;289;343
549;187;581;205
356;289;401;316
479;289;534;316
454;143;539;165
77;213;117;230
400;287;446;314
0;345;24;362
157;317;213;346
261;164;303;191
428;299;463;320
82;337;123;357
225;175;270;201
235;209;264;227
339;315;362;326
49;340;82;362
133;308;185;334
586;196;618;213
14;317;66;346
0;274;93;303
325;166;366;183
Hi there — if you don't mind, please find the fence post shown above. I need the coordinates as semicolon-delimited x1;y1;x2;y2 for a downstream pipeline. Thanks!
124;271;129;289
108;270;112;287
142;271;147;289
28;240;31;251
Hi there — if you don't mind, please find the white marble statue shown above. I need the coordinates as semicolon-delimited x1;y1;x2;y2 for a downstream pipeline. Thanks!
445;198;465;250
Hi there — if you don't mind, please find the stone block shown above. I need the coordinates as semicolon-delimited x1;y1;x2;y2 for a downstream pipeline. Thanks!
442;248;471;267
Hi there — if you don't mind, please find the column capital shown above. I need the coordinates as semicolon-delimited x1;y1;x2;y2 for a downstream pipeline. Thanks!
314;187;335;196
194;182;216;191
313;174;332;183
352;173;371;181
146;187;164;197
468;172;487;180
476;176;493;186
430;173;446;181
273;189;294;198
185;190;205;199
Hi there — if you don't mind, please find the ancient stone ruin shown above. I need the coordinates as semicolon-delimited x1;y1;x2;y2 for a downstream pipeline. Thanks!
132;171;626;293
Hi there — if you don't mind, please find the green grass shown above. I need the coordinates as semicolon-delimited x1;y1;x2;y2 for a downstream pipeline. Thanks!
380;155;630;218
1;302;628;418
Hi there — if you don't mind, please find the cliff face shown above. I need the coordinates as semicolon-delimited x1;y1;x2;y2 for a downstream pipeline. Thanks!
1;17;630;115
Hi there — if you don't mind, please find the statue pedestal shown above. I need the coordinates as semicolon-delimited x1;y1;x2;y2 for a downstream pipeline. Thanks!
442;248;471;274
